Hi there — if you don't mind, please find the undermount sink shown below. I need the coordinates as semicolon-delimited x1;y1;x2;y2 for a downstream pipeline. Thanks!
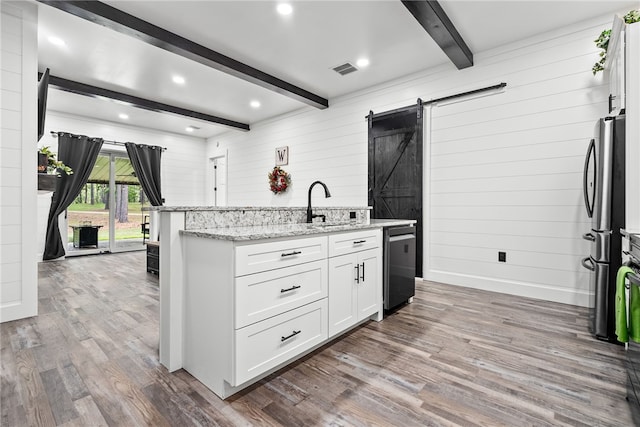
307;222;351;229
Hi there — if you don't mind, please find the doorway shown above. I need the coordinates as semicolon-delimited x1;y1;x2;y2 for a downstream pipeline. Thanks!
368;103;424;276
65;152;146;256
210;154;227;207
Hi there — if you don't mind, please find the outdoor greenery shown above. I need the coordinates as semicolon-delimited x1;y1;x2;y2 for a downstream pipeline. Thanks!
70;202;143;213
73;183;144;206
592;9;640;74
67;182;147;243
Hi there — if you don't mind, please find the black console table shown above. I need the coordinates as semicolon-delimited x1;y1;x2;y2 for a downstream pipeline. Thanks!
147;241;159;275
71;225;103;248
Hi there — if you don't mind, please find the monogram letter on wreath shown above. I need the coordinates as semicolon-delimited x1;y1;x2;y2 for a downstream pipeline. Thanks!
268;166;291;194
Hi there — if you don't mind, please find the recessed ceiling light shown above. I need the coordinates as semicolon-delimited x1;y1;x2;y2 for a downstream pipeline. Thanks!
118;113;129;120
356;58;370;68
250;100;261;108
185;126;195;132
277;3;293;15
48;36;66;47
172;75;186;85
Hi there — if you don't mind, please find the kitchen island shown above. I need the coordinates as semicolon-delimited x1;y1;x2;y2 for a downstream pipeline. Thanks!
152;206;414;398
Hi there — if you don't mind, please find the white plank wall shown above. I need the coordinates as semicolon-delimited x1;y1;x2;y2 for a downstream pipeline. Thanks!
427;21;608;306
1;2;38;322
208;14;620;306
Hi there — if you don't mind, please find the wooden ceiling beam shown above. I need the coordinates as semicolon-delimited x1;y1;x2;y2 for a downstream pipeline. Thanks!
401;0;473;69
45;74;251;131
37;0;329;109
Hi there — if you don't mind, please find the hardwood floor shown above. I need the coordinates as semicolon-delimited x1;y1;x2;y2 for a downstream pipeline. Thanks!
1;251;635;426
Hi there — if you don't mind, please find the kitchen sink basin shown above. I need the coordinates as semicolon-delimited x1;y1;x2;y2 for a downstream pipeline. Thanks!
307;222;351;229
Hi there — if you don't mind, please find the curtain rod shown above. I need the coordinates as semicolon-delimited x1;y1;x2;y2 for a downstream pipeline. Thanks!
49;131;167;152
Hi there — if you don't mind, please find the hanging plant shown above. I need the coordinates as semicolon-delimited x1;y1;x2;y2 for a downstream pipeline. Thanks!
268;166;291;194
592;9;640;75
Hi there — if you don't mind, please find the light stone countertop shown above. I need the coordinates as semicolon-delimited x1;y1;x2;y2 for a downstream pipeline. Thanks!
180;219;416;241
146;206;372;212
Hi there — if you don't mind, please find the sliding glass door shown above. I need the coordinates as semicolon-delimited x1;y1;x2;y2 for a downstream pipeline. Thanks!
66;151;146;256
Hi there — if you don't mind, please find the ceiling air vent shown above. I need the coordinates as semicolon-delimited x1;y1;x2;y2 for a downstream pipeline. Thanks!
332;62;358;76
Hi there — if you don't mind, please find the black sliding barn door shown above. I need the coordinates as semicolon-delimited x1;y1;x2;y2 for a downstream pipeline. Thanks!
368;103;423;276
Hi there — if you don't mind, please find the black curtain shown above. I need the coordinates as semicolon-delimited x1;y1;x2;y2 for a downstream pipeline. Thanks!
125;143;163;206
43;133;103;260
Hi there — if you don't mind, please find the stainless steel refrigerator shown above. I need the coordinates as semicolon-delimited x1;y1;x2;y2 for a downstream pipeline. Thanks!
581;115;625;341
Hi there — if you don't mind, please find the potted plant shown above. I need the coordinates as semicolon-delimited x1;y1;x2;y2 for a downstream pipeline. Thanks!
592;9;640;74
38;146;73;176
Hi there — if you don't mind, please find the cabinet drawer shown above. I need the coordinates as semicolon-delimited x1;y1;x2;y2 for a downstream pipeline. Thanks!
234;299;327;386
328;229;380;257
235;236;327;276
235;260;328;328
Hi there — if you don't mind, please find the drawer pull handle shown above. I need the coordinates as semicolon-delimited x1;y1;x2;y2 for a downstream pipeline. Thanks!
280;285;301;293
281;250;302;257
281;330;301;342
353;240;366;245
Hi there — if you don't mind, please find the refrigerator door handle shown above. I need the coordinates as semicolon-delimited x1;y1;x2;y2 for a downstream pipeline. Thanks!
581;256;595;271
582;232;596;241
583;138;596;218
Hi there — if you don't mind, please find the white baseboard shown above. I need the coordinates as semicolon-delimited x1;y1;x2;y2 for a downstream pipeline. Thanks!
424;270;592;308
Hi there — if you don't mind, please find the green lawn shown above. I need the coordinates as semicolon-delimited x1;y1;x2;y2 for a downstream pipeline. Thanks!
66;203;146;242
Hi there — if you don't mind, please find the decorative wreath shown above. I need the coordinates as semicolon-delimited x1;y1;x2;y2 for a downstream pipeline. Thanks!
268;166;291;194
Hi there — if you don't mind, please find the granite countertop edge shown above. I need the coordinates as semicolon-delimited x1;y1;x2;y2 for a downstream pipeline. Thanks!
180;219;416;241
146;206;373;212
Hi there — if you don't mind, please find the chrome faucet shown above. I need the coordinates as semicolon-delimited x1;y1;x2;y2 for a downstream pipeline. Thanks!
306;181;331;223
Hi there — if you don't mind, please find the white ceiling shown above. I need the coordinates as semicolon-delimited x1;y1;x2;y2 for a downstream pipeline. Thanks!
37;0;640;139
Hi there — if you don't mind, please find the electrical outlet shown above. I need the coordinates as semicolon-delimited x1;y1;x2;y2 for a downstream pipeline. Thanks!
498;251;506;262
350;211;356;219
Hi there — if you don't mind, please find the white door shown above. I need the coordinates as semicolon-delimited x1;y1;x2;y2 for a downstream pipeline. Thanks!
211;155;227;206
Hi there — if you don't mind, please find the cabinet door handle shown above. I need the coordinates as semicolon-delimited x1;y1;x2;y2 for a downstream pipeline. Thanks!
281;330;301;342
360;262;365;281
280;285;301;293
353;240;366;245
354;264;360;283
281;250;302;257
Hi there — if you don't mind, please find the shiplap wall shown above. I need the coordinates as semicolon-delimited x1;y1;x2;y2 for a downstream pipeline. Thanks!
426;19;609;306
1;2;38;322
208;14;615;306
35;112;208;259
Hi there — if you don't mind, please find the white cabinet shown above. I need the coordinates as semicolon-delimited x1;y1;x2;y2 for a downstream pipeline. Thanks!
235;299;327;385
607;16;626;115
235;236;327;276
328;249;380;337
328;230;382;337
182;228;382;399
235;259;327;328
626;22;640;231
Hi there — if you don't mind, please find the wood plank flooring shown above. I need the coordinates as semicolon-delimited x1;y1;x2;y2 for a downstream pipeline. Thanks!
1;251;635;426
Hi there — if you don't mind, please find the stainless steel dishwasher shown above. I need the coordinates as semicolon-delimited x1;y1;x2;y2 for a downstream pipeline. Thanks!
383;225;416;310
